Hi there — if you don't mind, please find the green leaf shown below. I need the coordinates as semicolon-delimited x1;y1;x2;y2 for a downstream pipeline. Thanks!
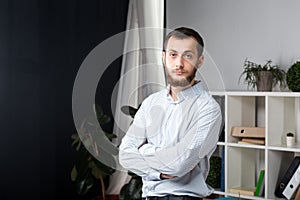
119;176;142;200
91;132;119;155
121;105;139;118
90;167;102;179
71;134;83;151
71;133;79;140
98;115;111;125
70;165;78;181
206;156;222;188
94;104;111;125
75;148;90;178
75;173;94;195
118;183;129;200
104;132;117;140
95;104;104;116
93;158;115;176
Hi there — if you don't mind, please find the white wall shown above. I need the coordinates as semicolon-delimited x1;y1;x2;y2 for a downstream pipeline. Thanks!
167;0;300;91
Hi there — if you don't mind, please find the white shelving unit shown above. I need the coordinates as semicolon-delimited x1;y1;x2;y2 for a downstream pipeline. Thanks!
212;91;300;200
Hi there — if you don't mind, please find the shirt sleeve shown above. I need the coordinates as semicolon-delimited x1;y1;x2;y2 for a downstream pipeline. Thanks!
140;100;222;177
119;102;161;181
138;143;159;155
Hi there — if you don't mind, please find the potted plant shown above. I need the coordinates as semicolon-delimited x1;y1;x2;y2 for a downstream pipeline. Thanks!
70;104;116;200
239;58;286;91
206;156;222;189
286;61;300;92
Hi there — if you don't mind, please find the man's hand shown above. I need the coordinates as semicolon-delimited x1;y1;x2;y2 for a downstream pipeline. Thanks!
160;173;177;180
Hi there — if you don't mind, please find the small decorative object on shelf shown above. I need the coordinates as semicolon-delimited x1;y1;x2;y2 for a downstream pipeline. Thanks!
286;132;295;147
286;61;300;92
239;58;286;91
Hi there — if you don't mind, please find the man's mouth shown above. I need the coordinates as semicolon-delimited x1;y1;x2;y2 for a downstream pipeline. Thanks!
175;70;185;75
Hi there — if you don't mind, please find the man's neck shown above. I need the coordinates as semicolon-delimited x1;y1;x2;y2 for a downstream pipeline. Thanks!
170;79;196;101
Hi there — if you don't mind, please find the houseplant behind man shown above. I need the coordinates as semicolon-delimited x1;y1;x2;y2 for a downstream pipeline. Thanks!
119;27;222;200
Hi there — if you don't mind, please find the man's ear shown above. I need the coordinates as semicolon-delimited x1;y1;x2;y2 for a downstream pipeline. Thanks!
196;55;204;69
162;51;166;67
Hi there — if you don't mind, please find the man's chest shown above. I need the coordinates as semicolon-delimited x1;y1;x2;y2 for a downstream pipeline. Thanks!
145;101;198;147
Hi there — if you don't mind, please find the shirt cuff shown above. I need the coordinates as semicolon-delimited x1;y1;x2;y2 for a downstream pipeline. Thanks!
144;169;161;181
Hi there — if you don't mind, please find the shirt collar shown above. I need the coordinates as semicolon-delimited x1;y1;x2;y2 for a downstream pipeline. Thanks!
166;81;204;103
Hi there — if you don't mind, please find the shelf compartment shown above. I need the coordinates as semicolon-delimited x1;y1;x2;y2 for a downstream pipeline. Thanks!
226;95;265;144
266;150;296;199
267;96;299;147
227;146;265;197
227;193;266;200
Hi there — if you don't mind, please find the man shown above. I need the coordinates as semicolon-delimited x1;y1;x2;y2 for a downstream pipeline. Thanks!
119;27;222;200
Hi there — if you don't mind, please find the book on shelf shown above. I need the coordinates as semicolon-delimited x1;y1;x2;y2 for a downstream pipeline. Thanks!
229;186;256;196
238;138;265;145
255;170;265;196
282;164;300;199
231;126;265;138
275;156;300;198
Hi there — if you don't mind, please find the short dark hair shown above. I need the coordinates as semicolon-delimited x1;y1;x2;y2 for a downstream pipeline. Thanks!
163;27;204;56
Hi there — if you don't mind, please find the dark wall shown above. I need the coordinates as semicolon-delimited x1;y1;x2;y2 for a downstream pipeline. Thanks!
0;0;128;199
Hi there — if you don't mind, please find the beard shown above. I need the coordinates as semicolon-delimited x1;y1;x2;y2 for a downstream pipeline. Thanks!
165;68;197;87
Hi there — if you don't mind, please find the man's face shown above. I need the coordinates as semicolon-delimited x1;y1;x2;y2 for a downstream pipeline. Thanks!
162;36;204;87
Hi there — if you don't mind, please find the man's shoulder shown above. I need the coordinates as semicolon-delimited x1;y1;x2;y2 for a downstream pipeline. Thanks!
141;89;167;106
196;91;221;110
144;89;166;100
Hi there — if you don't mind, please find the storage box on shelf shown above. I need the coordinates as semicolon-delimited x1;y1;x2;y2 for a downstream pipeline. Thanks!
209;91;300;200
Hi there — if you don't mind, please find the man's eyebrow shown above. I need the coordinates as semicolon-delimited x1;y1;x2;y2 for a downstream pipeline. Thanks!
166;49;195;54
166;49;178;52
182;50;195;54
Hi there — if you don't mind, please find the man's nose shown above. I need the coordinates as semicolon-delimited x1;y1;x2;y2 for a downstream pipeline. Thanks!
175;56;184;69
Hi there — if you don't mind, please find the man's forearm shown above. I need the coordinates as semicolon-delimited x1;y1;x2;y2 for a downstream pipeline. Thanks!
140;107;222;177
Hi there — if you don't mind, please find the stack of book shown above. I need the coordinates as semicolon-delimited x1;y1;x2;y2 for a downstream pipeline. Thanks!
238;138;265;145
231;126;265;145
229;187;256;196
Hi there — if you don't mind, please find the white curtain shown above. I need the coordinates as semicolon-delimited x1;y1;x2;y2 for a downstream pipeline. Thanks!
106;0;165;194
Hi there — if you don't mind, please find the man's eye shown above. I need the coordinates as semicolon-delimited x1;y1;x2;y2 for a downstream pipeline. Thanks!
169;53;177;57
183;54;193;59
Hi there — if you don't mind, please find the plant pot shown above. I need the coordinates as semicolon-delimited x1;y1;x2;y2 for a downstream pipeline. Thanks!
97;194;119;200
286;136;295;147
256;71;273;91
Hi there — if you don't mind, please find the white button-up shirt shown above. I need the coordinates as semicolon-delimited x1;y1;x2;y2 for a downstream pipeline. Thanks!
119;82;222;198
